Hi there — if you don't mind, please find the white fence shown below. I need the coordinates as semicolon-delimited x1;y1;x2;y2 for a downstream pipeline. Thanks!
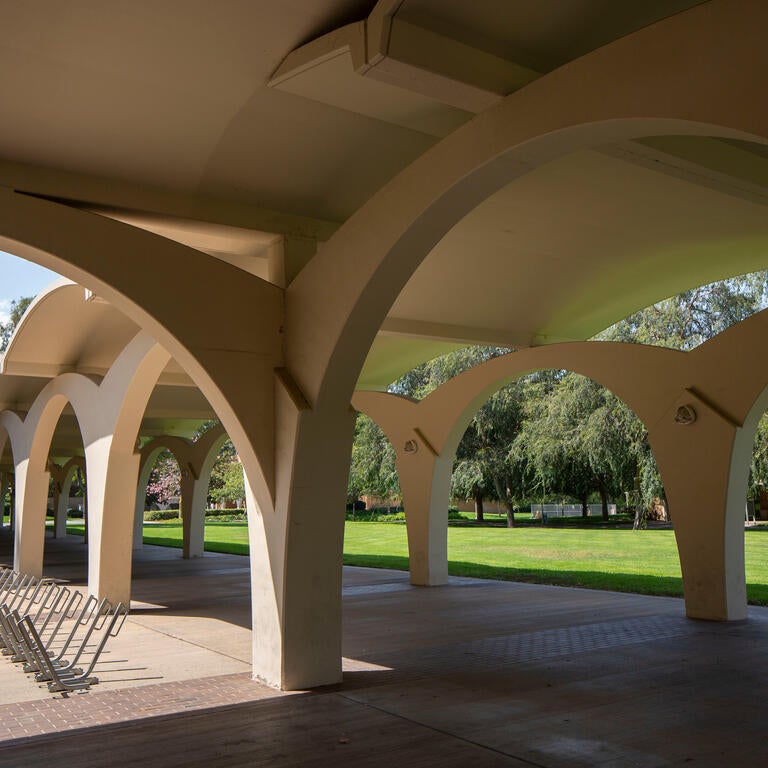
530;503;617;519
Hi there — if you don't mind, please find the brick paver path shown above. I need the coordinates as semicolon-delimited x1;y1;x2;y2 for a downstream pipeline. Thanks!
0;672;284;743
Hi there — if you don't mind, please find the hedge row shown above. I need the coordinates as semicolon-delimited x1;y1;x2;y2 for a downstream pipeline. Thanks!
143;508;248;521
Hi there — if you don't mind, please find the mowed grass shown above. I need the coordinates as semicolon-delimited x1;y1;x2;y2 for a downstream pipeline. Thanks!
62;519;768;605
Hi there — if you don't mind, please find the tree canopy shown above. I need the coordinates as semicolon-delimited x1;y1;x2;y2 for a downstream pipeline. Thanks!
0;296;33;351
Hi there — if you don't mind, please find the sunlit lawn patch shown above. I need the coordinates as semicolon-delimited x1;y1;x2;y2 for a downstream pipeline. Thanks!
62;519;768;604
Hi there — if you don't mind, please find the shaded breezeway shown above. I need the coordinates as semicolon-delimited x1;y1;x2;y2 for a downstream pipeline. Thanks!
0;532;767;765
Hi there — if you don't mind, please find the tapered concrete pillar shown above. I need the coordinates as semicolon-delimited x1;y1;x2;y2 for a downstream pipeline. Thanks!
247;385;354;690
0;471;9;528
79;335;171;605
352;391;451;586
649;388;764;622
133;455;155;551
180;471;198;559
8;479;15;533
49;461;72;539
52;469;66;538
13;461;50;577
55;460;82;539
184;464;222;559
399;451;451;585
184;428;229;559
86;445;143;604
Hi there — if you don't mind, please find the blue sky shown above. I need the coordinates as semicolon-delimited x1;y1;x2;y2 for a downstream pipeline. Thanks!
0;250;60;324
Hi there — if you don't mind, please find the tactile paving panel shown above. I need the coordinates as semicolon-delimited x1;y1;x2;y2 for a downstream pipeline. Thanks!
461;614;693;664
368;614;695;680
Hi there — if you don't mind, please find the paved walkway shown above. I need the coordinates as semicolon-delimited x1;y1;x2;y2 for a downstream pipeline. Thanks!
0;530;766;766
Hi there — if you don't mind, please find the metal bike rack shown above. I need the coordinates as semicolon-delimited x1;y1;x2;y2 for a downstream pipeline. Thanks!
0;568;131;694
17;602;129;693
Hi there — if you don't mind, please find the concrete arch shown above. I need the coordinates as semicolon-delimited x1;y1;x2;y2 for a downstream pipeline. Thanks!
138;437;192;486
0;193;301;686
3;333;170;601
409;342;682;461
134;443;173;552
53;456;86;539
0;188;281;515
7;374;96;579
0;411;25;466
355;307;768;619
288;0;768;411
355;341;680;587
135;424;228;558
264;0;768;687
0;412;25;537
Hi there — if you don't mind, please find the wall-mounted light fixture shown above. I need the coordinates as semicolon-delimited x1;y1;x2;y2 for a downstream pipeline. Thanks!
674;404;697;425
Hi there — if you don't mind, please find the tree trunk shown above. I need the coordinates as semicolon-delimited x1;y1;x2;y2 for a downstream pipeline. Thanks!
493;476;515;528
581;494;588;518
598;480;609;521
474;491;484;522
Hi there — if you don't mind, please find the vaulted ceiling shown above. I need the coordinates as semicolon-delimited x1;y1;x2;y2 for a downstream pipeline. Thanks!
3;0;767;396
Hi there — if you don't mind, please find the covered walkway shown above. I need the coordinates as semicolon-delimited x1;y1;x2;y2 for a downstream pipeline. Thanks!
0;533;766;766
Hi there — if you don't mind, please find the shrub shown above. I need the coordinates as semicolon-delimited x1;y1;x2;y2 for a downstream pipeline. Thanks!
374;512;406;522
144;509;181;521
204;508;246;518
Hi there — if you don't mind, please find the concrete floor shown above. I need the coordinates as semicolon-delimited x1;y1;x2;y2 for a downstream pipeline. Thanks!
0;529;767;766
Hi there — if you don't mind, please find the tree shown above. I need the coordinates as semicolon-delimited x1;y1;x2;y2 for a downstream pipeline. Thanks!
515;373;641;519
208;439;246;507
348;414;400;504
0;296;33;351
749;414;768;517
451;455;490;522
145;451;181;509
388;345;532;523
453;380;530;526
600;272;768;350
209;460;246;507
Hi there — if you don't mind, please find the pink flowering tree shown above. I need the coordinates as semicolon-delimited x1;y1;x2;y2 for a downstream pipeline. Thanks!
145;451;181;510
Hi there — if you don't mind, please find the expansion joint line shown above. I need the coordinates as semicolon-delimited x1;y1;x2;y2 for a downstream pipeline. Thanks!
335;691;549;767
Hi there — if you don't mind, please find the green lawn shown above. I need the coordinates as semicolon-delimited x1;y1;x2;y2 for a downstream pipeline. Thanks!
62;519;768;604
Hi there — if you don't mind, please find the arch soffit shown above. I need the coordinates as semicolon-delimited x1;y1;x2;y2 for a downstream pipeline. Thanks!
1;277;76;374
0;190;281;510
287;0;768;410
